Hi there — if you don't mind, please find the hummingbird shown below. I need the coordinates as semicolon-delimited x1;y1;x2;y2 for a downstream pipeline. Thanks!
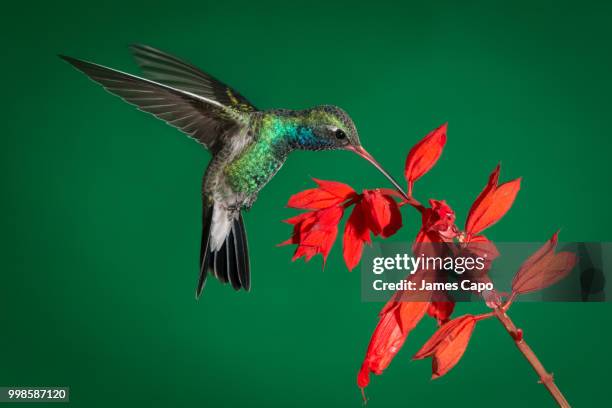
60;45;407;298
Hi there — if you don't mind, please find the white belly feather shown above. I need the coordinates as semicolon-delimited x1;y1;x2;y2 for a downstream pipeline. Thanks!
209;127;252;252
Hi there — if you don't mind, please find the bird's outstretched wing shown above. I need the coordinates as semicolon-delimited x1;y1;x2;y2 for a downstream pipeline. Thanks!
130;44;257;114
60;55;247;152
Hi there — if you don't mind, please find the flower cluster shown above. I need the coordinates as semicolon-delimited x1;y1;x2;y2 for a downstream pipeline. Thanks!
280;123;577;406
280;179;402;270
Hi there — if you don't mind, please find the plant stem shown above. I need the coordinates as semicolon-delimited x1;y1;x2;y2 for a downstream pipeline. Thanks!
493;307;570;408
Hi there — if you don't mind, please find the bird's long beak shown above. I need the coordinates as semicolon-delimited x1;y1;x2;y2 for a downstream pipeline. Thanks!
347;145;410;201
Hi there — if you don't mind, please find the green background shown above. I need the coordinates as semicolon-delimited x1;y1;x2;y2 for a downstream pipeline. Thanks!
1;0;610;406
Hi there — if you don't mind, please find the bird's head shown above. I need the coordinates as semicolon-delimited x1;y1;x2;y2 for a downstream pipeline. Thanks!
291;105;410;200
287;105;361;151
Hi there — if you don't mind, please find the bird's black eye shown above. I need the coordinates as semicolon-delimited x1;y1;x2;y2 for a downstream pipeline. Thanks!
335;129;347;139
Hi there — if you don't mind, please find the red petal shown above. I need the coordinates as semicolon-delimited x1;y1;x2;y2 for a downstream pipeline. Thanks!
278;212;317;246
415;228;433;244
413;227;445;257
431;321;475;379
315;205;344;227
512;232;577;295
284;207;344;264
293;244;317;261
396;300;430;336
343;203;371;271
357;363;370;388
361;190;403;237
313;178;356;199
287;188;346;209
414;316;466;359
320;227;340;263
404;123;447;186
278;237;294;246
465;177;521;235
429;200;456;224
361;190;384;235
414;200;458;248
515;231;558;274
286;179;356;210
381;195;402;237
309;207;344;262
427;298;455;325
282;211;315;225
359;310;405;387
358;301;429;389
465;165;500;229
413;315;476;379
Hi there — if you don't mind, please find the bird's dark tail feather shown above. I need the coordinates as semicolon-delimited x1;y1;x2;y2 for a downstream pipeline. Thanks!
196;205;250;298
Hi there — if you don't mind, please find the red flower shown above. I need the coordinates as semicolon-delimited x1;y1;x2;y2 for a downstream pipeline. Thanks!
415;199;459;246
413;315;477;379
413;200;460;323
404;123;447;195
280;206;344;264
465;164;521;239
342;202;371;270
358;298;430;390
280;121;577;407
341;190;403;270
283;179;402;269
512;232;577;296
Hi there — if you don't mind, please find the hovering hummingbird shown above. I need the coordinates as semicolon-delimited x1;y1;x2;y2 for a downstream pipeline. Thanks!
60;45;407;297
